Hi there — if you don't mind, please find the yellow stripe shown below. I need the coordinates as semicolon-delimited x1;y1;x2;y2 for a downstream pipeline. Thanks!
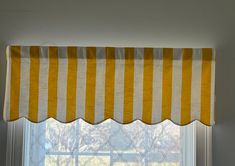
161;48;173;120
66;47;77;122
104;47;115;119
10;46;21;120
142;48;154;123
28;46;40;122
181;48;193;125
200;48;212;125
85;47;96;123
48;47;58;118
123;48;135;123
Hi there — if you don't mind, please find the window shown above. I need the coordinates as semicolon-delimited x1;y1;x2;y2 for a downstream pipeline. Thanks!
6;119;211;166
4;46;214;166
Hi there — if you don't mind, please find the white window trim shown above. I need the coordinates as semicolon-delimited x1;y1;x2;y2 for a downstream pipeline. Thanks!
6;119;212;166
6;119;25;166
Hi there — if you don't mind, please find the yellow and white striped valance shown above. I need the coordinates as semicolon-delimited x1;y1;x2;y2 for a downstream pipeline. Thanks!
3;46;215;126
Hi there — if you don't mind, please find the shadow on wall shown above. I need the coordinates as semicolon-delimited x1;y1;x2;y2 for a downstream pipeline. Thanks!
0;42;8;166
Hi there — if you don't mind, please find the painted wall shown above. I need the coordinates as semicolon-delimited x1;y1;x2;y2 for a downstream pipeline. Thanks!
0;0;235;165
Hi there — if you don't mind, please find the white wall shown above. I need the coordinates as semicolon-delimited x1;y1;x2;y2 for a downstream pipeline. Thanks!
1;0;235;165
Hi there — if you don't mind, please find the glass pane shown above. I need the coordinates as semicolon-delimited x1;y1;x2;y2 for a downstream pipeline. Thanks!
79;156;110;166
79;120;111;153
148;163;180;166
24;119;190;166
45;120;77;152
45;155;75;166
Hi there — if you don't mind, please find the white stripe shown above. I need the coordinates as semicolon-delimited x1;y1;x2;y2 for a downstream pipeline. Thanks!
171;49;182;124
114;48;125;122
3;46;12;120
38;47;49;121
56;47;68;122
76;47;87;119
94;48;106;123
133;48;144;120
152;48;163;123
191;49;202;121
19;46;30;118
210;50;215;125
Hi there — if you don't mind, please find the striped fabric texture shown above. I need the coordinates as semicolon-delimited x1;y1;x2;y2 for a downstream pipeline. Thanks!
3;46;215;126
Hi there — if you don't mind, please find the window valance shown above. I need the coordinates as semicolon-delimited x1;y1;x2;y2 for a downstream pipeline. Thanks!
3;46;215;126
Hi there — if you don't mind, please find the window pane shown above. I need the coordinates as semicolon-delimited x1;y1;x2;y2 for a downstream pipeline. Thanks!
45;120;77;152
45;155;75;166
78;156;110;166
24;119;191;166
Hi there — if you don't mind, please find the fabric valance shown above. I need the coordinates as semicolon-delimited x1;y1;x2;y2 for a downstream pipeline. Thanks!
3;46;215;125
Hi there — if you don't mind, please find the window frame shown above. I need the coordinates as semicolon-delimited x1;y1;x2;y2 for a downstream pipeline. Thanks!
6;119;212;166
